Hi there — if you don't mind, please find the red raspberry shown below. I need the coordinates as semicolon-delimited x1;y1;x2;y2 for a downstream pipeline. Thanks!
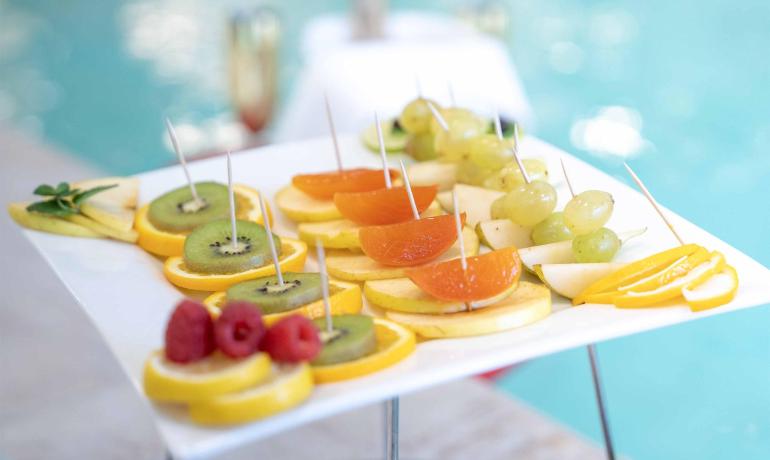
215;302;265;358
165;299;215;363
260;315;321;363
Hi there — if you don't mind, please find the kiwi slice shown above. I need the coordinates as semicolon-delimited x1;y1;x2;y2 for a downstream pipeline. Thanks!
311;315;377;366
183;219;280;274
148;182;233;232
226;273;323;314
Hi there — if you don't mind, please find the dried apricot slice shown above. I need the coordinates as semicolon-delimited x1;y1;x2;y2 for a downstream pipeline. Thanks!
334;185;438;225
292;168;397;200
359;213;465;267
407;247;521;302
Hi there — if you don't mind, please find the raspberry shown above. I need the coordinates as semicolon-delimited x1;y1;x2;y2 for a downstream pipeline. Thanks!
260;315;321;363
165;299;215;363
214;302;265;358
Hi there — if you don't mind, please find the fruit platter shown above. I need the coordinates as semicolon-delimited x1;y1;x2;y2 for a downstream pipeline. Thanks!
10;100;770;459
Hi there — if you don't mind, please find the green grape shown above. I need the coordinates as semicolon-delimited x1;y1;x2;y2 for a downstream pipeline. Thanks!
405;132;437;161
531;212;574;245
489;180;557;227
429;107;479;134
482;158;549;191
572;227;620;262
456;159;492;185
563;190;614;236
399;98;440;134
433;116;486;163
469;135;513;170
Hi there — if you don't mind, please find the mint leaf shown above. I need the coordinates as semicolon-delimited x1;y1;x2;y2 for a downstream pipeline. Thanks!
33;184;58;196
72;184;117;205
55;182;70;195
27;200;78;217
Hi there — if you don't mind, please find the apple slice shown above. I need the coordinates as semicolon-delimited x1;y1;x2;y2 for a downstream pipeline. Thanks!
476;219;533;250
534;263;626;299
74;177;138;233
384;282;551;338
275;185;342;223
8;202;104;238
406;160;457;191
436;184;504;225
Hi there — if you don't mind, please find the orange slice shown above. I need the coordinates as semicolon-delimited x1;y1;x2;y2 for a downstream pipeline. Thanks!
136;184;271;257
292;168;397;200
334;185;438;225
573;243;702;304
359;213;465;267
311;318;415;383
203;280;362;326
407;247;522;302
163;238;307;292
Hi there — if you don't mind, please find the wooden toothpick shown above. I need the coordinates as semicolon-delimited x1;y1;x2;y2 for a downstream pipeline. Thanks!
427;102;449;132
257;189;284;287
508;120;531;184
375;111;392;189
399;160;420;220
165;118;201;204
415;74;423;98
324;92;343;172
316;239;333;334
225;151;238;251
452;190;468;271
560;157;576;198
447;82;456;106
624;163;685;245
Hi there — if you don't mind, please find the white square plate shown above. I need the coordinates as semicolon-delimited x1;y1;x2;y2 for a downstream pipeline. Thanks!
21;135;770;459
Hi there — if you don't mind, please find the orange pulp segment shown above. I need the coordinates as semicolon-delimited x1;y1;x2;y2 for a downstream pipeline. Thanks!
292;168;397;200
359;213;465;267
334;185;438;225
407;247;521;302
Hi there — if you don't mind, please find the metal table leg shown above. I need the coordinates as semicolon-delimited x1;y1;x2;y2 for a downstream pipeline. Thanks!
587;344;616;460
383;397;400;460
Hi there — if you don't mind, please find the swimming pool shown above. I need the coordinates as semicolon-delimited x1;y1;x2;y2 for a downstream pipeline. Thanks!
2;1;768;458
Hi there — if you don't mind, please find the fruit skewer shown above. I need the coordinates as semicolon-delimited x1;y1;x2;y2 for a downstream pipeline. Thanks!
560;157;617;460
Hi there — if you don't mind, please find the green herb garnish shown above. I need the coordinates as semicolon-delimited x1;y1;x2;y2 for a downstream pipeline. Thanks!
26;181;117;217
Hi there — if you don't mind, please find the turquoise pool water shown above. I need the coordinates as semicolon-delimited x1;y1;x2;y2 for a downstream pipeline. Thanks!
2;1;768;458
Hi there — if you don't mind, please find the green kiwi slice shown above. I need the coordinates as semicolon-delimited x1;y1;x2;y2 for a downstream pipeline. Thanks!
226;273;323;314
311;315;377;366
148;182;233;233
183;219;280;274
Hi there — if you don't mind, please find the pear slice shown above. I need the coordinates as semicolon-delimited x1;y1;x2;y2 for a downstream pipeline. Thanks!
436;184;504;225
476;219;532;250
64;214;138;243
406;160;457;191
365;276;517;314
297;201;444;250
519;228;647;272
534;263;626;299
275;185;342;223
8;203;104;238
384;282;551;338
74;177;138;233
325;226;479;281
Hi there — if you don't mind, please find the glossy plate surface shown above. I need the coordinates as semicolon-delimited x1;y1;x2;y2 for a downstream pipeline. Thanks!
20;136;770;459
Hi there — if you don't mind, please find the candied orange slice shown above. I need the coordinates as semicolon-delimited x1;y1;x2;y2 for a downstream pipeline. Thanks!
334;185;438;225
407;247;521;302
359;213;465;267
292;168;397;200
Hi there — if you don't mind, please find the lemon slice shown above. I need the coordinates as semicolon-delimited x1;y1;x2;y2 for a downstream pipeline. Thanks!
275;185;342;223
325;226;479;281
364;277;517;314
618;247;710;293
189;363;314;425
143;351;271;403
682;264;738;312
384;281;551;338
311;318;415;383
163;238;308;292
136;184;271;257
573;243;703;304
612;251;725;308
203;280;363;325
